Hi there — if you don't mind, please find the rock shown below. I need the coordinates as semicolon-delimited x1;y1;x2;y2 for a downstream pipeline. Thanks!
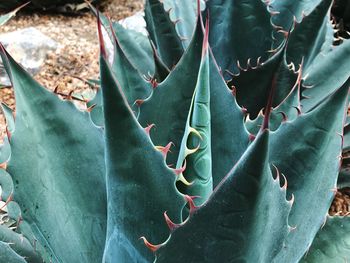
119;11;147;36
104;11;147;64
0;27;58;86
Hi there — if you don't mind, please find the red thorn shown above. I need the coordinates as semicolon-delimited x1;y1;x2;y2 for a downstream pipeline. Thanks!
0;194;13;210
288;194;295;206
144;124;155;136
278;111;288;122
231;85;236;96
249;134;256;142
293;106;302;116
53;86;59;94
150;78;158;89
173;160;187;175
97;11;107;59
184;195;199;214
140;237;161;252
159;142;173;158
282;173;288;190
262;75;277;130
201;14;209;58
135;99;144;107
86;104;96;113
66;90;74;100
272;164;280;181
241;107;248;115
164;211;180;231
5;127;11;141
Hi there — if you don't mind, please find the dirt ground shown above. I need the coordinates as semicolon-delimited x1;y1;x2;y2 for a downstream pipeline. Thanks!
0;0;143;107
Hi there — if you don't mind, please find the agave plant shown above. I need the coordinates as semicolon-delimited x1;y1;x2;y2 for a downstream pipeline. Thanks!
0;0;349;262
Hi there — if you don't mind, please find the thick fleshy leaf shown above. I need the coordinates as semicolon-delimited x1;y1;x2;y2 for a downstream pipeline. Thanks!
0;46;107;262
301;216;350;262
302;40;350;111
0;2;28;26
175;26;212;205
100;54;185;262
269;0;322;31
144;0;184;69
245;68;300;134
163;0;205;48
207;0;274;75
0;241;27;263
209;56;250;187
138;19;204;166
90;7;155;77
286;0;333;70
0;225;42;263
110;25;152;114
156;131;291;262
228;45;293;118
272;82;349;262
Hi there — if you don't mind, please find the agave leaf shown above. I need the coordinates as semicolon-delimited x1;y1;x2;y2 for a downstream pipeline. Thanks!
0;241;27;263
269;0;323;31
228;44;293;118
0;225;42;263
301;216;350;262
0;46;107;262
156;131;291;262
94;8;155;77
144;0;184;69
302;39;350;111
246;67;300;134
100;51;185;262
110;25;153;114
138;19;204;166
163;0;205;48
207;0;274;75
286;0;333;70
175;23;212;205
0;2;29;26
271;81;349;262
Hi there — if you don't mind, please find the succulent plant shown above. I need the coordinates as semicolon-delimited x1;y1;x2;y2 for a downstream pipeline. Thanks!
0;0;349;262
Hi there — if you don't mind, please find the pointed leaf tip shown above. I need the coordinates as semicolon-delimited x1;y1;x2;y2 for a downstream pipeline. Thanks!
97;11;107;59
140;237;161;252
163;211;180;231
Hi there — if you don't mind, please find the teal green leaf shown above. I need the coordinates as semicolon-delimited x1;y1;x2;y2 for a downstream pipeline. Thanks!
100;53;185;262
286;0;333;70
175;29;212;206
0;225;42;262
0;2;28;26
90;6;155;76
0;46;107;262
301;216;350;262
144;0;184;69
138;19;204;166
110;27;152;115
163;0;205;48
302;40;350;111
207;0;274;75
209;57;250;187
111;22;155;76
0;241;27;263
228;45;292;118
269;0;322;30
156;131;291;262
272;81;349;262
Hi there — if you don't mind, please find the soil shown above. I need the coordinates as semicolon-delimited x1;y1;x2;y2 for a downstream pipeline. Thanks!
0;0;349;216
